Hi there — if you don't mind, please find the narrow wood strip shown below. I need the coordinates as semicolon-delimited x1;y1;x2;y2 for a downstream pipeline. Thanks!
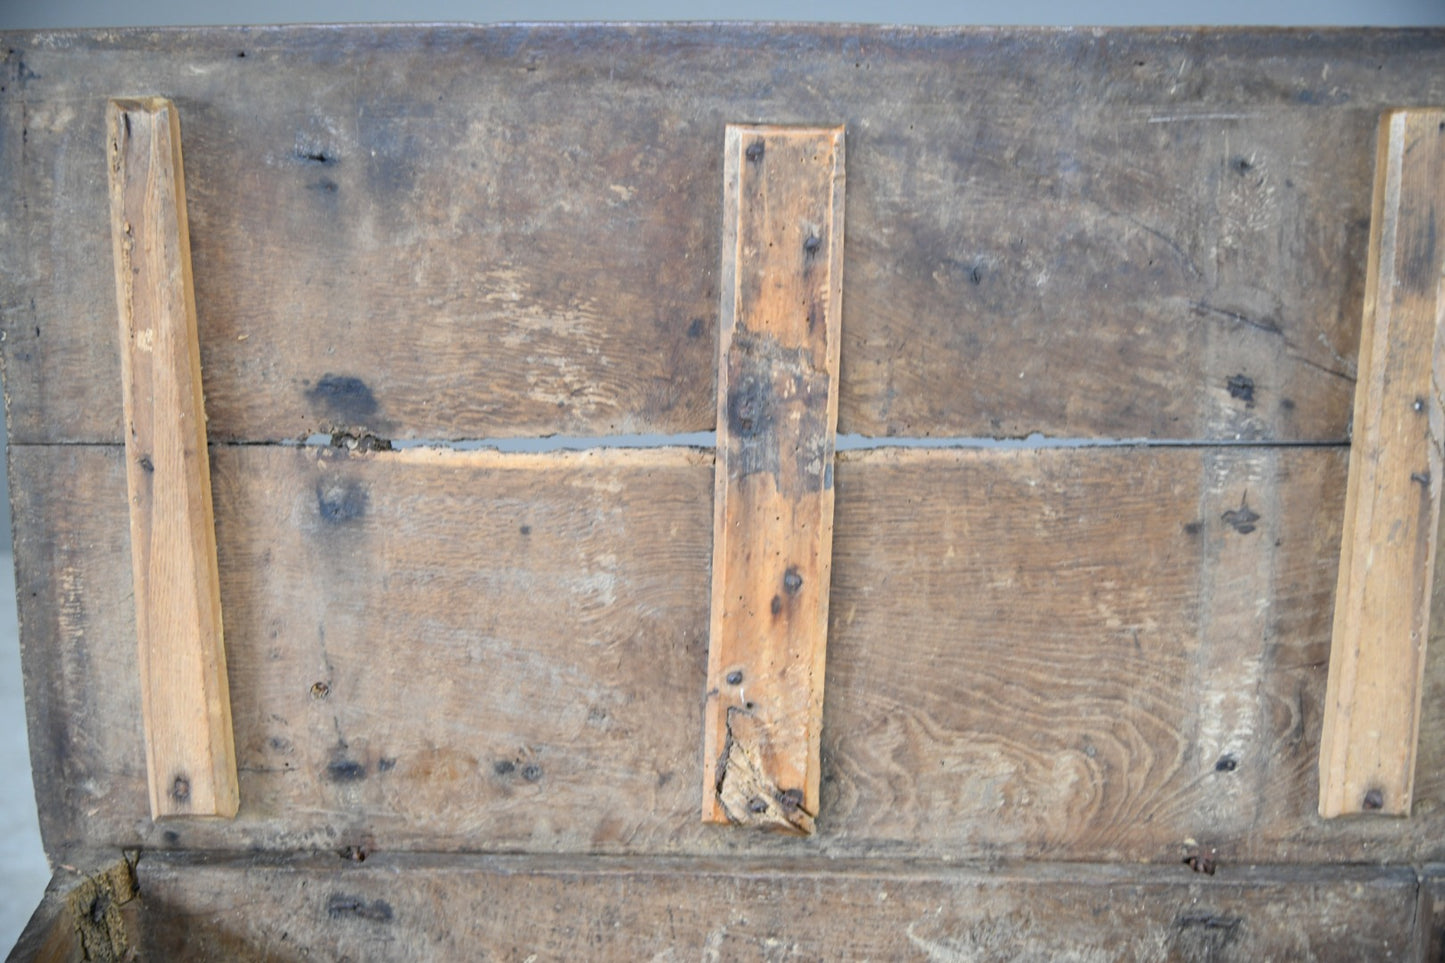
702;124;845;833
107;98;238;819
1320;109;1445;819
134;852;1420;961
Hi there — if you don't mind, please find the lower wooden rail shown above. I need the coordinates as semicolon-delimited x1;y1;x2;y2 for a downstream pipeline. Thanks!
7;852;1438;961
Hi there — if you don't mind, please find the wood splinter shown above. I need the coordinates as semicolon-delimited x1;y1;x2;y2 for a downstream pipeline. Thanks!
107;97;239;820
1319;108;1445;819
701;124;845;834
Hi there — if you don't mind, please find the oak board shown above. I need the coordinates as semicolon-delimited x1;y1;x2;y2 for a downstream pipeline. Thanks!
7;28;1444;444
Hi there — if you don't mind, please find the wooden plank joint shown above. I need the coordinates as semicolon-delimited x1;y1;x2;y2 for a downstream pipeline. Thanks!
702;124;845;834
107;97;239;820
1320;108;1445;818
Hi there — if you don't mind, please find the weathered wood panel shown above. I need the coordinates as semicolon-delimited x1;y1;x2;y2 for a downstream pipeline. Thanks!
704;124;844;832
12;442;1445;863
1321;109;1445;820
107;96;238;820
7;28;1444;444
134;853;1420;962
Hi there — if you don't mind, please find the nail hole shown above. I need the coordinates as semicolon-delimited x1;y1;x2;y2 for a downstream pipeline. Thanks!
311;681;330;699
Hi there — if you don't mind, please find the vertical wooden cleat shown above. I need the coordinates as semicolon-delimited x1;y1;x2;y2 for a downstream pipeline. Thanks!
107;98;238;819
702;125;845;833
1320;109;1445;818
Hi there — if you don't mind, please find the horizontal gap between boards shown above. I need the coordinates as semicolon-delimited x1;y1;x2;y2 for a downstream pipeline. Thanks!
14;433;1350;452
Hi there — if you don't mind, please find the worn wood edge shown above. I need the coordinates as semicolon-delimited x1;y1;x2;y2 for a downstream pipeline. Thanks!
5;855;138;963
703;124;844;833
107;96;238;820
1320;108;1445;819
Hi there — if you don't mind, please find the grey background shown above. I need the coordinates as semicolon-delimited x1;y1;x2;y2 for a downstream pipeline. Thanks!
0;0;1441;949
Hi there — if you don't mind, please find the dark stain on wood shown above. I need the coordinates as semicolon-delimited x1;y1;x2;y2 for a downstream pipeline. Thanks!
723;334;832;494
1227;374;1256;407
316;480;367;523
305;374;379;425
1221;496;1261;535
325;893;394;924
326;757;366;782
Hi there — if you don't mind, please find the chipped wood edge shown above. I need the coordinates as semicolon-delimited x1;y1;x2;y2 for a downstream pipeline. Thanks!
107;97;238;820
5;855;139;963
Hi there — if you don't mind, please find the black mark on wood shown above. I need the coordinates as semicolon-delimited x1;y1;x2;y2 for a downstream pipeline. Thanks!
1363;788;1385;811
783;567;803;594
306;374;379;425
1226;374;1255;406
377;757;396;772
316;481;368;523
326;894;394;923
1183;521;1203;536
771;594;783;615
170;775;190;803
326;757;366;782
521;763;543;782
1215;754;1238;772
493;760;516;776
1221;496;1261;535
138;455;154;473
745;140;765;164
726;670;744;686
727;369;774;441
295;146;337;165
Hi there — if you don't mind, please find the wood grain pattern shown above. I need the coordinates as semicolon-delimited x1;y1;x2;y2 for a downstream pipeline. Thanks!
11;442;1445;864
133;853;1420;962
703;125;844;833
106;98;237;820
1320;109;1445;819
7;27;1441;444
